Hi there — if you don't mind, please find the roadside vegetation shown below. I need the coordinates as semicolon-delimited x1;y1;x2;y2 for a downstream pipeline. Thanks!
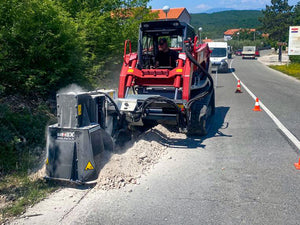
270;56;300;80
259;1;300;80
0;174;58;221
0;94;57;222
0;0;155;222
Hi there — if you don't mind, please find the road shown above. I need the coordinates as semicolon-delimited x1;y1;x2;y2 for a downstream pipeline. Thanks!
12;52;300;225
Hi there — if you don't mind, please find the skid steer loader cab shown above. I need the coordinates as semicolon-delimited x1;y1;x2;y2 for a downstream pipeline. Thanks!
137;20;195;70
118;20;215;135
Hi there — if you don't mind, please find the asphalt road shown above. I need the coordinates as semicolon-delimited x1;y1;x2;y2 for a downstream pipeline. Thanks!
232;52;300;141
12;53;300;225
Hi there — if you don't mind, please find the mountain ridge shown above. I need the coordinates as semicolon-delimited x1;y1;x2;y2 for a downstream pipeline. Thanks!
203;8;235;14
201;8;264;14
191;10;263;39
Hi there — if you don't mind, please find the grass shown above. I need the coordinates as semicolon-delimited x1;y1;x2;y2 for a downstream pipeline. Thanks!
269;63;300;80
0;96;59;223
0;172;58;223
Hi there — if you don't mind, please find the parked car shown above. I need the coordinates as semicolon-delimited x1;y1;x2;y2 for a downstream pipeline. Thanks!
235;49;242;56
255;49;260;57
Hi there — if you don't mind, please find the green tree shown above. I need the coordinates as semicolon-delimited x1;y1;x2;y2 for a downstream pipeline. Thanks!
290;2;300;63
293;2;300;25
231;29;263;41
0;0;154;95
0;0;155;174
58;0;155;86
0;0;86;97
259;0;293;42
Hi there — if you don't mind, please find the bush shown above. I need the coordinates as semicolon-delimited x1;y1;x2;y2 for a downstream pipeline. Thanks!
289;55;300;63
0;0;155;174
0;0;87;97
0;101;53;174
75;6;156;86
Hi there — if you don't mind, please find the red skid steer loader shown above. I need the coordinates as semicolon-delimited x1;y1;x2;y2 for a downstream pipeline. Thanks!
117;20;215;135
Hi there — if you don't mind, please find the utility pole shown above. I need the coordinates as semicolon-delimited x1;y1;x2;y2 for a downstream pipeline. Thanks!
279;45;282;62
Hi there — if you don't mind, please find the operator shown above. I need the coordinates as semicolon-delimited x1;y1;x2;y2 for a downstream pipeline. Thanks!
155;38;178;68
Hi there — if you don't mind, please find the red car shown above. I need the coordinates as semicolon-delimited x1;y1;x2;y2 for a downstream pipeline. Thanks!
235;49;242;56
255;49;260;57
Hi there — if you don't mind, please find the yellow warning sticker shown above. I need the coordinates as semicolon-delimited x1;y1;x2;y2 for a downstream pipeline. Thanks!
78;104;82;116
85;161;94;170
46;158;49;165
109;91;114;99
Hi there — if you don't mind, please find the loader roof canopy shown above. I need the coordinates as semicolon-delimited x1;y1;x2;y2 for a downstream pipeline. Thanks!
138;20;195;69
140;20;194;38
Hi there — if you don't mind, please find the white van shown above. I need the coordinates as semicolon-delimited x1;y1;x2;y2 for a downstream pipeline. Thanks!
208;42;229;73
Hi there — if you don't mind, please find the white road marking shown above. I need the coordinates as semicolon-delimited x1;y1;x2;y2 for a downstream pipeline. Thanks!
229;59;300;150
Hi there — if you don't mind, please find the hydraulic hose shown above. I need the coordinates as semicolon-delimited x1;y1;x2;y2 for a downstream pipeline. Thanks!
135;96;186;128
184;49;214;110
133;49;214;127
95;91;128;138
95;91;122;119
126;47;215;129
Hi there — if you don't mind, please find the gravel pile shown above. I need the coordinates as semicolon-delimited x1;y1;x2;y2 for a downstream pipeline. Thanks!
95;125;183;190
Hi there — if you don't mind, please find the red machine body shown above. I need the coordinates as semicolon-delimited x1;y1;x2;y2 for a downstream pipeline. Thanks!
118;38;211;101
117;20;215;135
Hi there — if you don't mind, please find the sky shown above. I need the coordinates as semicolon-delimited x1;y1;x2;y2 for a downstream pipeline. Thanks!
148;0;299;13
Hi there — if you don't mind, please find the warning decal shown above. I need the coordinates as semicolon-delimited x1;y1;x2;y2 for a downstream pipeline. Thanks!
78;104;82;116
85;161;94;170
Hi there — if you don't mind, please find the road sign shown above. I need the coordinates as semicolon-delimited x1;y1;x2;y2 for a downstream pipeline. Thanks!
288;26;300;55
277;42;287;46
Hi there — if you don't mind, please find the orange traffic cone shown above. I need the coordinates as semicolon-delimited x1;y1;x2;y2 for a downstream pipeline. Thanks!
252;98;262;111
235;80;242;93
294;157;300;170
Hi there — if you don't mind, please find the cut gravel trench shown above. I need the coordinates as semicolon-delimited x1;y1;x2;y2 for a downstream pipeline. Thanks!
95;124;186;190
